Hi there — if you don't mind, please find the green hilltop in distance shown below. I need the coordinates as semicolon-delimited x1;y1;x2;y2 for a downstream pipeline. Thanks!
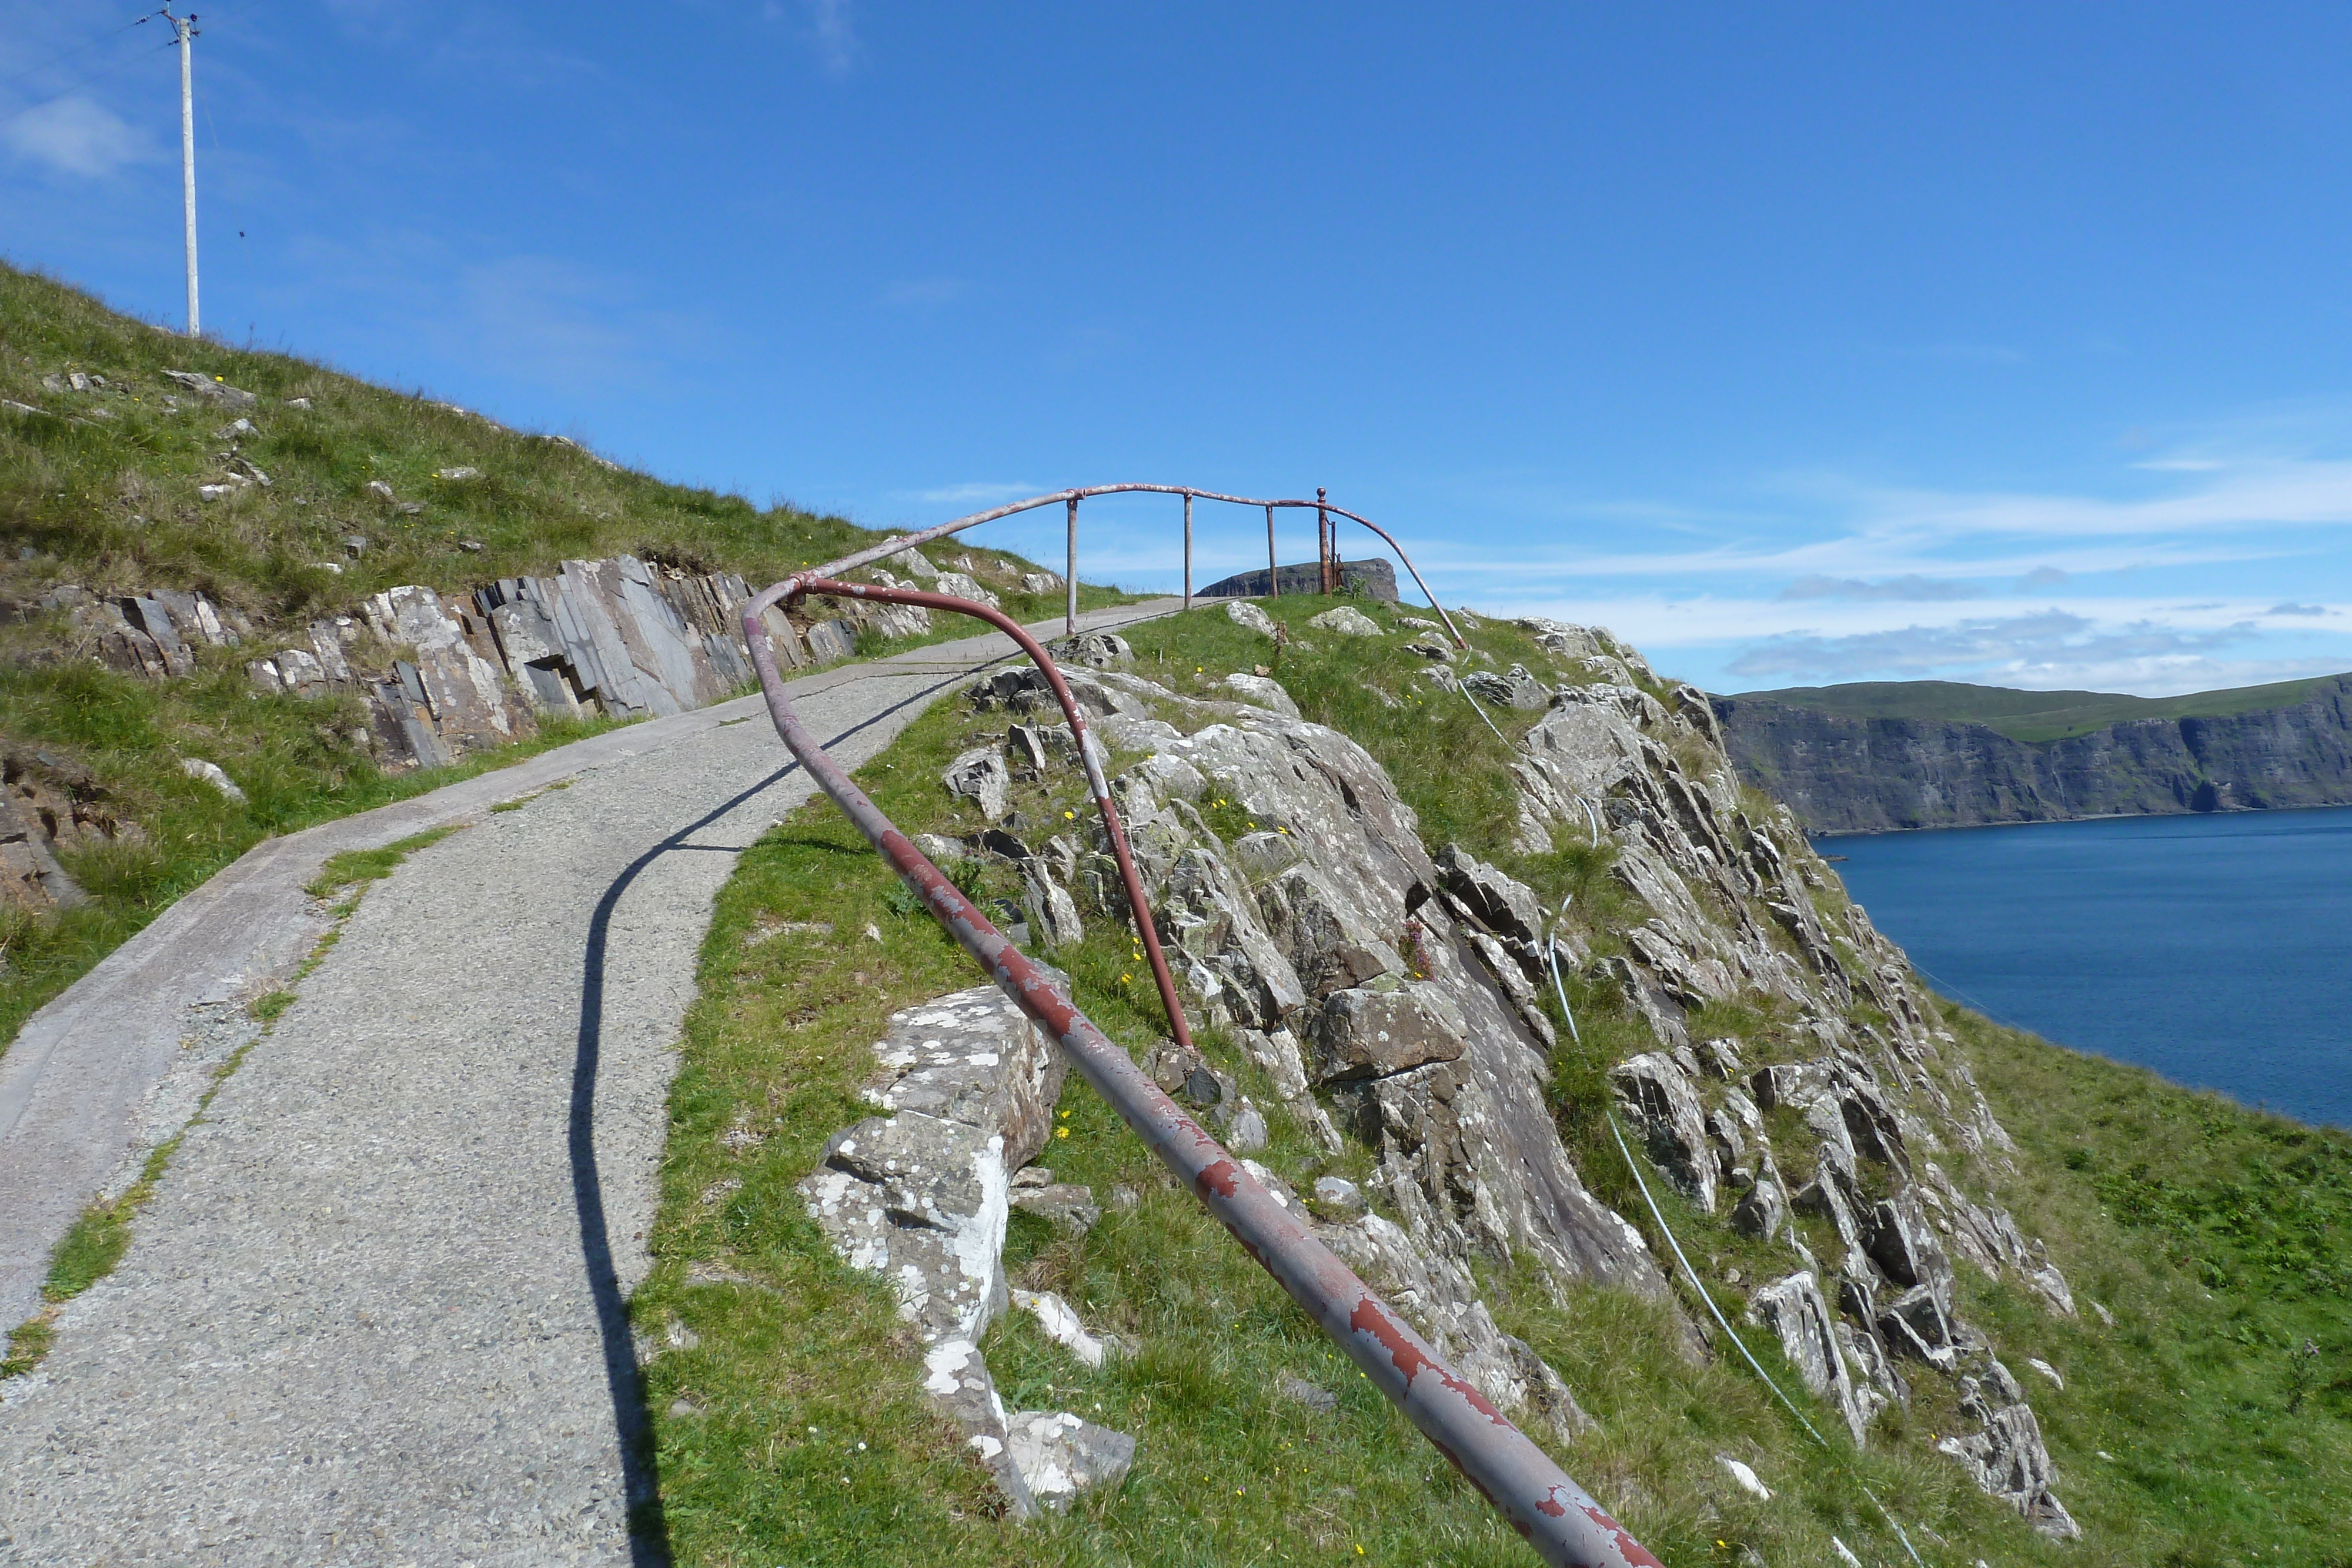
1722;675;2342;745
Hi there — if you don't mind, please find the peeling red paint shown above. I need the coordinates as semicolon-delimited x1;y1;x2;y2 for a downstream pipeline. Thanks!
1579;1503;1665;1567
1194;1157;1240;1199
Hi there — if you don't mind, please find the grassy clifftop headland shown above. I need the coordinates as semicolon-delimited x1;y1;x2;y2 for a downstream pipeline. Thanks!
1715;674;2352;833
640;593;2352;1564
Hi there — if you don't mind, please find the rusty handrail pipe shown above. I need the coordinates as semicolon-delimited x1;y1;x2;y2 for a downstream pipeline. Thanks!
817;483;1469;649
740;574;1659;1568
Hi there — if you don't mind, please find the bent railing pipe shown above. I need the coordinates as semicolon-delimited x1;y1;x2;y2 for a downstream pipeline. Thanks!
822;483;1468;649
739;575;1658;1568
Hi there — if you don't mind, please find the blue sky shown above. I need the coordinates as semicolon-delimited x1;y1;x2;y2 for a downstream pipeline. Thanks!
9;3;2352;696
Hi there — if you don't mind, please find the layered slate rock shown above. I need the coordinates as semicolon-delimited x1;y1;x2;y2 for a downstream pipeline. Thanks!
1491;618;2086;1525
64;547;944;771
1064;675;1664;1300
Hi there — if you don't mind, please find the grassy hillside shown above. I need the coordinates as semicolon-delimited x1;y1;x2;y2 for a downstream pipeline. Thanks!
1725;676;2338;744
0;262;1122;1050
629;593;2352;1566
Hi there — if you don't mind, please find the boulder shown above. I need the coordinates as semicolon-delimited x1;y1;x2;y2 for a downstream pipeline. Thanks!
1009;1287;1111;1368
1020;571;1064;594
1307;606;1382;637
944;746;1011;820
161;369;257;407
886;546;940;580
1224;600;1279;637
1309;983;1469;1081
178;757;246;804
1435;843;1545;944
1004;1409;1137;1511
1403;636;1455;663
1462;664;1548;710
1047;630;1132;668
924;1338;1036;1516
1745;1271;1870;1445
857;984;1067;1176
1611;1052;1716;1212
1221;671;1298;716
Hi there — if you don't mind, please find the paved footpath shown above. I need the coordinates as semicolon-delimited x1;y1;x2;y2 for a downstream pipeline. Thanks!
0;600;1176;1567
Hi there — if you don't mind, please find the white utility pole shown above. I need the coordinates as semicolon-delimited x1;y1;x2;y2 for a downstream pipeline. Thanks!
166;9;199;337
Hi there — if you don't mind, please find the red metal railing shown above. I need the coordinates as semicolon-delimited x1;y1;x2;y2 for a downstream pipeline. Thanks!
742;561;1659;1568
825;482;1470;650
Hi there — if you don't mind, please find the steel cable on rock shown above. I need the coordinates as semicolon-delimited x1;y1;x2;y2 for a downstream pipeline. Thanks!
1542;911;1926;1566
740;570;1663;1568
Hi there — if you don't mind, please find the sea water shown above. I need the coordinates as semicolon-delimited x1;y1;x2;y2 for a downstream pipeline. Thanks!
1823;803;2352;1130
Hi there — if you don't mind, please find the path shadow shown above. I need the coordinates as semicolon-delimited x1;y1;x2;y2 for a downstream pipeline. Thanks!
570;671;974;1565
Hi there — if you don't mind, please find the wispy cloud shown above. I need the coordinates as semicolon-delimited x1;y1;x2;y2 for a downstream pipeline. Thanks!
2;96;152;178
2265;602;2332;617
1778;574;1983;603
807;0;857;76
1726;610;2257;682
911;482;1040;506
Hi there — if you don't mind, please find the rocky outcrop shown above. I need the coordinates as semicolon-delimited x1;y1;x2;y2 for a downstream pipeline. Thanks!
1713;676;2352;832
1198;558;1399;601
17;549;947;774
1482;626;2087;1526
801;982;1147;1517
0;750;139;913
821;610;2094;1537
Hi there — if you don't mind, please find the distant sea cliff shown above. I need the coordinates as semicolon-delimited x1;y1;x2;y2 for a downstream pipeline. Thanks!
1712;674;2352;834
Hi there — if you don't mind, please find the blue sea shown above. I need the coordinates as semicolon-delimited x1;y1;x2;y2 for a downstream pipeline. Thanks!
1822;804;2352;1131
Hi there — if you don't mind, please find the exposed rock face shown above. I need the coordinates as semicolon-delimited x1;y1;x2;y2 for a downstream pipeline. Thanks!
1713;676;2352;832
0;750;137;912
1938;1364;2082;1539
1489;621;2084;1523
27;549;943;774
1072;676;1665;1299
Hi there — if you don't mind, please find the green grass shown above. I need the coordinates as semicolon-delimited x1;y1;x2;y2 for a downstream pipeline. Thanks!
644;599;2256;1566
1723;675;2341;744
304;825;466;898
0;260;1135;1058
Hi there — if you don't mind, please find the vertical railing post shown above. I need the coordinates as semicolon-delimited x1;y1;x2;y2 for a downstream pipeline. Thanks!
1065;495;1079;636
1317;486;1333;594
1182;492;1193;611
1265;503;1279;598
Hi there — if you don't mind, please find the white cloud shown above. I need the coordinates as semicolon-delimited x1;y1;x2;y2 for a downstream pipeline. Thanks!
2;96;152;178
1778;574;1983;603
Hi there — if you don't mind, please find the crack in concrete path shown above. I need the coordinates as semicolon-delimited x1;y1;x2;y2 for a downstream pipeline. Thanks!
0;601;1177;1566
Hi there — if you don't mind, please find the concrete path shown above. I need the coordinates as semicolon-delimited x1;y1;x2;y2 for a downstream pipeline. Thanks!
0;600;1178;1566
